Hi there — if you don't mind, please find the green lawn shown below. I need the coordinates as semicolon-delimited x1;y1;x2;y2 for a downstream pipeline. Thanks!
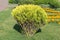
0;8;60;40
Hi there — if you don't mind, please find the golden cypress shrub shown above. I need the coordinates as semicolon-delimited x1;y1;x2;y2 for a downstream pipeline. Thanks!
11;4;48;36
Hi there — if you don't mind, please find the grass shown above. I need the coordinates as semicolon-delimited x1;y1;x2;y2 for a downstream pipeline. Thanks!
0;8;60;40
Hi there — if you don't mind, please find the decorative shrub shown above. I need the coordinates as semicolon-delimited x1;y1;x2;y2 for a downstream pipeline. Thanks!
9;0;60;7
9;0;18;4
11;4;47;36
9;0;49;5
49;0;60;8
18;0;35;5
18;0;49;5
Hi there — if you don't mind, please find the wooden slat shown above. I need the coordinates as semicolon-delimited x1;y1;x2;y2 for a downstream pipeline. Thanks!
43;8;60;13
43;8;60;23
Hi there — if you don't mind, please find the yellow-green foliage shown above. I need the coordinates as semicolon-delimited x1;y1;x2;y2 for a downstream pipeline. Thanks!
11;4;47;36
12;4;47;25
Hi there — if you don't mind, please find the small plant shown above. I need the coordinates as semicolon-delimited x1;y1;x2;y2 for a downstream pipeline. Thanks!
9;0;49;5
18;0;49;5
11;4;47;36
9;0;18;4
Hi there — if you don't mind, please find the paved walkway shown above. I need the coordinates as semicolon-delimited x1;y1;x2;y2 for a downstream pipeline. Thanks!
0;4;18;11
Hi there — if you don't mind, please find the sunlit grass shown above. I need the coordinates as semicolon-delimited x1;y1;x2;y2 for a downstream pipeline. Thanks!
0;8;60;40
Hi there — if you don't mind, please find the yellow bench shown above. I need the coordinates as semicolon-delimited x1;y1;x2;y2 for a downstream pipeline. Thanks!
43;8;60;24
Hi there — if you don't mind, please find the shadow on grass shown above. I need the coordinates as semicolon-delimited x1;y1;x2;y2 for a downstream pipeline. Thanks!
36;29;41;33
14;24;22;33
14;24;41;34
